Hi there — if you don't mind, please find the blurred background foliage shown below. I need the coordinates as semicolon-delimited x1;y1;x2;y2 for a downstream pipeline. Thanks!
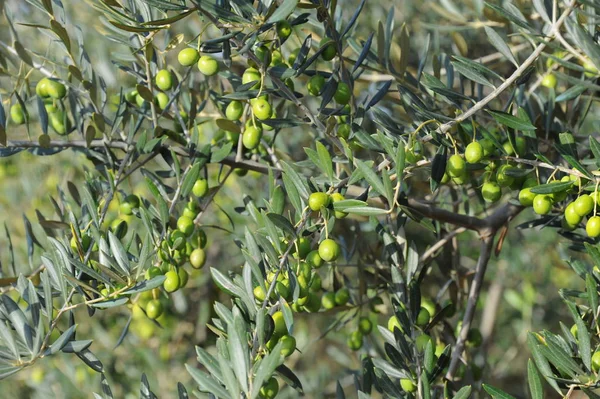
0;0;595;397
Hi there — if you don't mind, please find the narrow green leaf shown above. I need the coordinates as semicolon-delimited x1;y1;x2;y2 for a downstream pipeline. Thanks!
487;110;536;130
452;386;472;399
315;141;334;183
185;364;230;398
266;0;298;23
266;213;296;238
482;384;517;399
355;160;389;200
529;181;573;194
527;359;543;399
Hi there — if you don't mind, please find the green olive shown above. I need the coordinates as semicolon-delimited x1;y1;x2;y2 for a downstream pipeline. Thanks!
178;48;200;67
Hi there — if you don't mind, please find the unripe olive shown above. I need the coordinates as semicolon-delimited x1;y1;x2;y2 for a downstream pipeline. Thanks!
46;79;67;99
447;154;466;177
318;239;340;262
481;182;501;203
307;75;325;96
334;82;351;105
177;216;195;236
308;192;330;211
320;38;336;61
10;104;26;125
302;252;322;272
541;74;557;89
36;78;51;97
347;330;363;351
574;194;594;217
533;195;553;215
242;125;263;149
322;291;336;309
145;299;163;320
163;270;180;293
189;248;206;269
225;100;243;121
334;287;350;306
192;178;209;197
197;55;219;76
276;20;292;41
586;216;600;238
178;48;200;66
155;69;173;91
242;67;261;89
465;141;483;163
251;98;272;120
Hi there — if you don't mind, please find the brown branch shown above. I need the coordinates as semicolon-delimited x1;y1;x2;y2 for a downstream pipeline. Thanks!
446;236;494;380
3;139;279;175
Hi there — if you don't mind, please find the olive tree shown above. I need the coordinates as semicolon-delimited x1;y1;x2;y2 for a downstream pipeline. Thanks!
0;0;600;397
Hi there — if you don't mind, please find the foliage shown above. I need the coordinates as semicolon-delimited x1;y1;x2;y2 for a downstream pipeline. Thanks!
0;0;599;398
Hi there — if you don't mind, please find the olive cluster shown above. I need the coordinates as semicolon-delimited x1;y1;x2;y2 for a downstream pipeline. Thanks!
9;77;70;134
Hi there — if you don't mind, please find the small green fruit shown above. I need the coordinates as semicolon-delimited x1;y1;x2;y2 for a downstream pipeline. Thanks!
334;287;350;306
279;335;296;357
586;216;600;238
564;202;582;228
574;194;594;216
259;377;279;399
400;378;416;393
192;178;209;197
197;55;219;76
36;78;51;97
320;38;336;61
10;104;25;125
190;248;206;269
358;317;373;335
322;292;336;309
347;330;363;351
272;311;288;337
163;270;180;293
416;307;430;326
481;182;501;203
276;20;292;41
306;250;323;268
254;286;266;302
46;79;67;99
146;299;163;320
307;75;325;96
330;192;348;219
242;125;263;149
178;48;200;66
318;239;340;262
592;351;600;372
465;141;483;163
334;82;351;105
447;154;466;177
252;98;272;120
155;69;173;91
242;67;261;89
541;73;557;89
533;195;552;215
387;315;402;332
225;100;243;121
155;92;169;110
308;192;330;211
177;216;195;236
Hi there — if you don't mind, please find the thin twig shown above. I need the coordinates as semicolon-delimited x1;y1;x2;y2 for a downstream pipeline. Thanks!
445;236;494;379
424;0;577;142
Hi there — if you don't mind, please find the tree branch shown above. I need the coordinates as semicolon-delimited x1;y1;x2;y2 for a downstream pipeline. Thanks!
445;236;495;380
423;0;576;142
